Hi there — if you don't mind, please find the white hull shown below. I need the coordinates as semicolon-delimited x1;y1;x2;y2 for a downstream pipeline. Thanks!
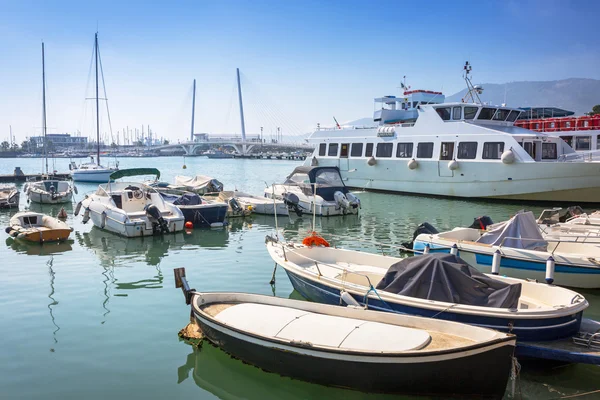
27;190;73;204
234;192;289;216
315;158;600;202
87;208;184;237
72;169;115;183
266;190;359;217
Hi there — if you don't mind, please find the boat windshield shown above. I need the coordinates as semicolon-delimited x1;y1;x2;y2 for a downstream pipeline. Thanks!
315;169;344;187
285;173;310;185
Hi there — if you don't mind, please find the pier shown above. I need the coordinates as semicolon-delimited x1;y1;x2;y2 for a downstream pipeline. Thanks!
0;168;71;183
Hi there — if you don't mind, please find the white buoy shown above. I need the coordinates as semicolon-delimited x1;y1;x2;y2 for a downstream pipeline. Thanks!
492;249;501;275
407;158;418;170
367;156;377;166
501;149;515;164
450;243;458;256
448;160;459;170
340;290;361;307
546;256;555;284
423;244;430;254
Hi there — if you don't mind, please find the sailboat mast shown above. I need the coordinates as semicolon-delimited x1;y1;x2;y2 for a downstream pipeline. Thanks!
95;33;100;165
190;79;196;142
42;42;48;174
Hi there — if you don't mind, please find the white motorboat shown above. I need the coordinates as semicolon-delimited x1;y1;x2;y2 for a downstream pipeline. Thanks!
174;268;516;398
76;168;185;237
0;185;20;208
70;33;118;183
233;190;288;216
25;179;73;204
412;211;600;288
265;166;360;217
304;63;600;202
26;41;74;203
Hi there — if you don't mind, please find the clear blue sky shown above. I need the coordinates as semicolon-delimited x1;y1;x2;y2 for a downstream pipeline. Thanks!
1;0;598;144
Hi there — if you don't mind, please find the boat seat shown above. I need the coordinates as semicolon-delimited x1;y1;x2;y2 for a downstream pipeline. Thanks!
335;271;385;288
215;303;431;352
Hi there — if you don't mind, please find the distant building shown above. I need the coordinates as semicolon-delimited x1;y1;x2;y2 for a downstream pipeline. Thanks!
31;133;88;149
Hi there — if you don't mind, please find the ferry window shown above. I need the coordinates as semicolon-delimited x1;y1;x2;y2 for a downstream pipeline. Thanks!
464;107;478;120
482;142;505;159
522;142;535;158
561;136;573;147
376;143;393;158
365;143;374;157
506;110;520;122
417;142;434;158
328;143;339;156
440;142;455;160
396;143;413;158
436;107;451;121
542;143;557;160
452;107;462;120
350;143;363;157
477;108;496;120
576;136;591;151
318;143;326;156
457;142;478;159
493;109;510;121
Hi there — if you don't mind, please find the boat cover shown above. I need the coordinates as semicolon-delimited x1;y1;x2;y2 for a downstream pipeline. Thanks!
376;253;521;309
476;211;547;250
175;175;223;193
160;192;202;206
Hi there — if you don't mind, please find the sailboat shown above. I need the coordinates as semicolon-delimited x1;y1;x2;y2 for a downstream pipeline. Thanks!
25;42;74;204
71;33;118;183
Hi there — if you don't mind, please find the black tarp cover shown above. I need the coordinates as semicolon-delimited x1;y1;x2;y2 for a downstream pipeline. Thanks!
160;192;202;206
375;253;521;309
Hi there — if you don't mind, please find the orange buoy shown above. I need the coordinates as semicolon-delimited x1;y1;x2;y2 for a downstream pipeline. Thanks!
302;231;330;247
185;221;193;229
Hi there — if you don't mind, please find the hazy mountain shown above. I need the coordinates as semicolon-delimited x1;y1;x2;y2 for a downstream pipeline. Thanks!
445;78;600;115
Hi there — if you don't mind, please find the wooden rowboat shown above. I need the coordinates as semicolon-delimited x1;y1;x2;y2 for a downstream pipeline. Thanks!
5;212;72;243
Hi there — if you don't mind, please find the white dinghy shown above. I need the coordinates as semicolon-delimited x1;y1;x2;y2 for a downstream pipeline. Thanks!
233;190;288;216
76;168;185;237
174;268;516;398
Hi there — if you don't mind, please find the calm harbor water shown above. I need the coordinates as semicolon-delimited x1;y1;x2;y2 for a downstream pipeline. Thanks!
1;156;599;399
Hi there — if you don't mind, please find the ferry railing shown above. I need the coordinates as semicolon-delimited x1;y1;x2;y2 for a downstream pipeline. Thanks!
557;150;600;162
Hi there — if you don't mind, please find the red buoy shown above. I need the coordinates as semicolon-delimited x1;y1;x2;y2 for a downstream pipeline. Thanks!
185;221;193;229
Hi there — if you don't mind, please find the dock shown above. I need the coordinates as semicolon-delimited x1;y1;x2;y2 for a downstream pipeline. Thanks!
0;168;71;183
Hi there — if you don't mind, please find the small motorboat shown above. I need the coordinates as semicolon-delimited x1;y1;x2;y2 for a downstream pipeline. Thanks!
266;238;588;342
159;191;228;228
173;175;223;195
205;191;253;218
265;166;360;217
412;211;600;288
76;168;185;237
0;185;20;208
174;268;516;398
233;190;289;216
24;179;74;204
5;211;72;242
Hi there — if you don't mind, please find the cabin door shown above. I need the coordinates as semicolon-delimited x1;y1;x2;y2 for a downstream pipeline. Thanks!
438;142;455;177
339;143;350;171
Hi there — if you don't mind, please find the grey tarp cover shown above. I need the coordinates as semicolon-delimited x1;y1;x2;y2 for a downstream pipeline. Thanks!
375;253;522;308
476;211;548;250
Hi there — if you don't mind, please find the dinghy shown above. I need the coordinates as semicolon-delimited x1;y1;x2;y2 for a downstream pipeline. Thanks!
24;179;74;204
205;191;253;218
265;166;360;217
174;268;516;398
0;185;20;208
5;212;72;242
76;168;185;237
412;211;600;288
233;190;289;216
266;238;588;342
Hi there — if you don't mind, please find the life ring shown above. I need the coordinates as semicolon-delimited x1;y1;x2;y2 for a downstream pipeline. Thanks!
302;232;330;247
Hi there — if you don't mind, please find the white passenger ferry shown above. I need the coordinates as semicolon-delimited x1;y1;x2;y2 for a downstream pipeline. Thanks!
305;67;600;202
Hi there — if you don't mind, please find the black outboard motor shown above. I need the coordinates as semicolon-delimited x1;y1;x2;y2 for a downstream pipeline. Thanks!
468;216;494;230
145;204;169;234
282;192;303;217
49;184;57;200
229;198;243;214
401;222;439;250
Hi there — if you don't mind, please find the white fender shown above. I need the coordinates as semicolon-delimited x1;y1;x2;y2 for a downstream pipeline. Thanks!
407;159;418;170
448;160;459;170
501;149;515;164
367;156;376;166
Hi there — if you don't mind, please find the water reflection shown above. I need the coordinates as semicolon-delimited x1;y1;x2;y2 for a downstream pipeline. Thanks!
47;256;60;351
177;345;405;400
6;237;73;255
76;227;229;267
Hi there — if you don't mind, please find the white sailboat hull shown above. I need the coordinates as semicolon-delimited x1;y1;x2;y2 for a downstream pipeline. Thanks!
72;169;115;183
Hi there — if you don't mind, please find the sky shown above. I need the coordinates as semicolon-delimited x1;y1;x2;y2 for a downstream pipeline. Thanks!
0;0;599;145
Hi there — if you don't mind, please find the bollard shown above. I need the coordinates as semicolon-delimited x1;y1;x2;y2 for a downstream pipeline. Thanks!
492;249;501;275
423;244;430;254
450;243;458;256
545;256;555;285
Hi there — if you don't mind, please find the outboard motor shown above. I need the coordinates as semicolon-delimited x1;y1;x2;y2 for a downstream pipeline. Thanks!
334;191;350;210
229;197;243;215
49;184;57;200
401;222;439;250
209;179;224;193
282;192;303;217
346;192;361;209
468;216;494;230
145;204;169;234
